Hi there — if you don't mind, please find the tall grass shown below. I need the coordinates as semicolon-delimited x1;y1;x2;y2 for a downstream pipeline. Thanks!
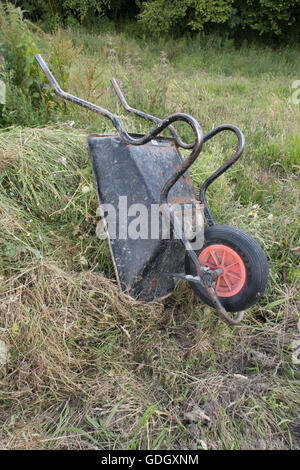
0;13;299;450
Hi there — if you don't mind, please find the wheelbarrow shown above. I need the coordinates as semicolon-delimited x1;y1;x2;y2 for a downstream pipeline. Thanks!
35;54;269;326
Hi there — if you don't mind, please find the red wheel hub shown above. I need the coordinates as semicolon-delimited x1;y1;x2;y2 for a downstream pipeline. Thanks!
198;244;246;297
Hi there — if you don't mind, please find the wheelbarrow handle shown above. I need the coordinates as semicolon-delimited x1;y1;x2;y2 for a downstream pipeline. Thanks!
35;54;204;202
35;54;130;138
111;77;194;149
199;124;245;225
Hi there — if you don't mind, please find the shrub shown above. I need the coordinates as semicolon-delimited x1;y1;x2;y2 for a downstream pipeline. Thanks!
137;0;234;37
0;3;52;126
0;4;82;127
12;0;300;40
237;0;300;37
16;0;112;29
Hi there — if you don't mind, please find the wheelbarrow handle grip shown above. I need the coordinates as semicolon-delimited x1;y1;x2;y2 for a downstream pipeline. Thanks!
35;54;122;129
111;77;194;149
199;124;245;225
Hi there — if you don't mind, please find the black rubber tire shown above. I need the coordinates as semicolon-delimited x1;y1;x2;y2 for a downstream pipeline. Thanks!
185;225;269;312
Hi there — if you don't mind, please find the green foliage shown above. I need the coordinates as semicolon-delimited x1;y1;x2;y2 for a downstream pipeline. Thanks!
137;0;234;36
137;0;300;37
16;0;114;29
0;3;51;125
137;0;190;36
11;0;300;39
0;4;41;89
188;0;235;31
61;0;108;22
237;0;300;36
0;4;85;127
0;85;51;127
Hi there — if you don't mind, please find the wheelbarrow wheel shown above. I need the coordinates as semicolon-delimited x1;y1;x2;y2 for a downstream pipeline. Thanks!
185;225;268;312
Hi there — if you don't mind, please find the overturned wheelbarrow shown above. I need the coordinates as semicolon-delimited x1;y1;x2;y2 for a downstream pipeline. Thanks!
35;54;268;326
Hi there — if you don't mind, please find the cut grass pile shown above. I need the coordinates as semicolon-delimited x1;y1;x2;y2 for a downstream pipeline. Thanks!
0;27;299;449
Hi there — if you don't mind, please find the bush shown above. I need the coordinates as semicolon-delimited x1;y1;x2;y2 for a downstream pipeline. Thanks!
0;4;82;127
0;4;41;89
236;0;300;37
137;0;300;38
12;0;300;40
0;3;52;126
16;0;114;29
137;0;234;36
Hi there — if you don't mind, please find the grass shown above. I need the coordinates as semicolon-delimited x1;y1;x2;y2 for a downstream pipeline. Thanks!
0;26;299;450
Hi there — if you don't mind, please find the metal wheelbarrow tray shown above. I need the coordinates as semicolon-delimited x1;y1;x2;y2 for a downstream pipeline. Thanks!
35;54;269;326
